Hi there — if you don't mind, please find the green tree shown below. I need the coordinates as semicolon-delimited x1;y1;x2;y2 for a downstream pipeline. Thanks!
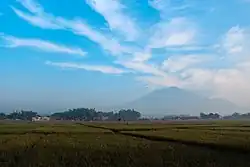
0;113;6;120
50;108;141;121
118;109;141;121
7;110;37;120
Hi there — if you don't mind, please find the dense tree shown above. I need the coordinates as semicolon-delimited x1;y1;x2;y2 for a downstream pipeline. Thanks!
0;113;6;120
118;109;141;121
51;108;99;121
200;112;220;119
7;110;37;121
50;108;141;121
1;108;142;121
223;112;250;119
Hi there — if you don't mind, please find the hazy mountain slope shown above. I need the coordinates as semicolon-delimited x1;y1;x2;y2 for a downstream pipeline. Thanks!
123;87;243;116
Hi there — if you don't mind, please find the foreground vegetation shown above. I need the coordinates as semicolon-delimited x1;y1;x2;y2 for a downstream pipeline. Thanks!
0;121;250;167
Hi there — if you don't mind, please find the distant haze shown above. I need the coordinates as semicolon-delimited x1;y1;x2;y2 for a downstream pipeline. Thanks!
1;86;249;116
120;87;247;116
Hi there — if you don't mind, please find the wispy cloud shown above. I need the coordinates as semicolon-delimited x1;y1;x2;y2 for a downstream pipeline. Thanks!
12;0;131;55
149;17;197;49
131;51;152;63
149;0;192;18
12;0;61;29
214;26;250;65
137;75;181;88
1;35;86;56
116;59;166;76
149;0;190;11
147;0;202;55
140;25;250;107
11;7;62;29
181;67;250;107
16;0;44;14
46;61;128;74
86;0;138;41
162;55;210;73
220;26;246;55
56;18;125;55
165;45;210;51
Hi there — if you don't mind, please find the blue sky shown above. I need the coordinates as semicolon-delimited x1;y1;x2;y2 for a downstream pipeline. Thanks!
1;0;250;112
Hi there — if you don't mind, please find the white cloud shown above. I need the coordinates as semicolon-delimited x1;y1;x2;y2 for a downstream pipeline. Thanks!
11;0;61;29
237;61;250;71
11;7;62;29
165;45;209;51
116;59;166;76
12;0;127;55
137;75;181;87
221;26;245;54
148;0;167;12
162;55;209;72
46;61;127;74
138;25;250;107
180;68;214;88
137;64;250;107
149;17;197;49
148;0;192;18
114;49;165;76
17;0;44;14
56;18;125;55
131;50;152;63
86;0;138;41
148;1;200;51
182;67;250;107
217;26;250;63
165;31;195;46
1;35;86;56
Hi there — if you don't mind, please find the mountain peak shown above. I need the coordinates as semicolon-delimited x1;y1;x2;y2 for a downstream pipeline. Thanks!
124;87;243;116
159;86;181;91
151;87;182;94
167;86;181;90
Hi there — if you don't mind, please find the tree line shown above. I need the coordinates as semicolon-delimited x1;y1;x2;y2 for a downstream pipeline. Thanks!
0;108;141;121
1;109;250;121
0;110;37;121
51;108;141;121
200;112;221;119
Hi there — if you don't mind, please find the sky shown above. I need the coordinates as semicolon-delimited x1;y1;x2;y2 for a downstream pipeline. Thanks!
1;0;250;113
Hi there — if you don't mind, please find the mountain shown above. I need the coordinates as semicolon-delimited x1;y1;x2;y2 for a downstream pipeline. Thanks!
123;87;244;116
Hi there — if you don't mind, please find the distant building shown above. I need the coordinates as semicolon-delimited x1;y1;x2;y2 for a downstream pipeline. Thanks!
32;116;50;122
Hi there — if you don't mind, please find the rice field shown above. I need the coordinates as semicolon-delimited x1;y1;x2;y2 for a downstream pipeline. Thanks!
0;120;250;167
